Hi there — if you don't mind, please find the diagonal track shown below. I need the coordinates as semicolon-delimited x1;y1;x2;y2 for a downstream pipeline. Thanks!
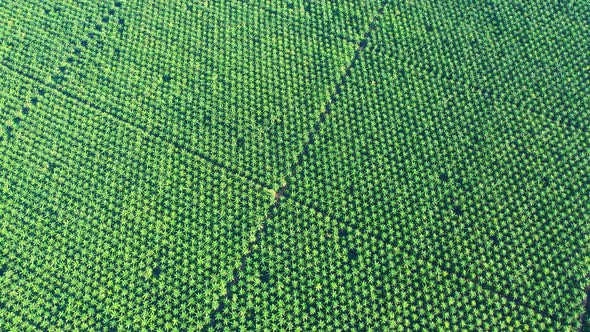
289;5;387;177
0;1;124;142
204;0;584;328
5;0;582;329
0;61;272;192
204;2;390;330
0;0;275;192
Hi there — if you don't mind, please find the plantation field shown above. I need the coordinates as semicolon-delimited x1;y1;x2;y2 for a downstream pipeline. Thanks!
1;0;589;331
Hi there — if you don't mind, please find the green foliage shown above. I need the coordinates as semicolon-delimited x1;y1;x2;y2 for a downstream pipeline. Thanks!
29;0;387;186
213;200;558;330
0;92;271;330
286;1;589;329
0;0;588;330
